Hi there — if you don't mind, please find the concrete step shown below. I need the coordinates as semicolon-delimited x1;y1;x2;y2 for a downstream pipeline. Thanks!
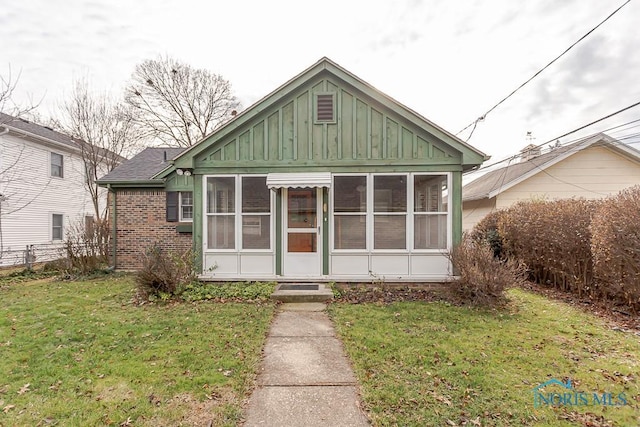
270;283;334;303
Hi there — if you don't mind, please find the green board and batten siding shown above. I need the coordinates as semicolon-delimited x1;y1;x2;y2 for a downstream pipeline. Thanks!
186;76;461;173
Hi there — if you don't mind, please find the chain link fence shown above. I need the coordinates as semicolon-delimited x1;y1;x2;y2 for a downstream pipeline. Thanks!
0;243;64;268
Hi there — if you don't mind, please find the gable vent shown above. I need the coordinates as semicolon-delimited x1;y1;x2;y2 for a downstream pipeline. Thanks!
316;94;335;122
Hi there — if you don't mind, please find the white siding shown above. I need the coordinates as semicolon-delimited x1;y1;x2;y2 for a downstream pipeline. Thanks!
0;133;99;266
497;146;640;209
462;198;496;231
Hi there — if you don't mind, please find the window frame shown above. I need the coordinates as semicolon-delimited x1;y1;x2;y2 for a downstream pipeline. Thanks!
50;152;64;178
330;172;452;254
179;191;193;222
203;174;273;253
51;213;64;241
332;174;368;251
411;173;450;251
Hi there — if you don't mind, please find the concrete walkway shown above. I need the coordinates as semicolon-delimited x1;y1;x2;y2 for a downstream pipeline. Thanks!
243;303;370;426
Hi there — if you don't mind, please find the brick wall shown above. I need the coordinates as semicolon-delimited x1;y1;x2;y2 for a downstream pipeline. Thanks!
111;189;192;270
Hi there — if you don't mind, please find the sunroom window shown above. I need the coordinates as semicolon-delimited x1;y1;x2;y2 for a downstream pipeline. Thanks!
206;177;235;249
413;175;447;249
206;176;271;251
333;175;366;249
374;175;407;249
242;176;271;249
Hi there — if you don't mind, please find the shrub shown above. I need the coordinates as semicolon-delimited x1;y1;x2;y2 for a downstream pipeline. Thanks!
136;245;196;299
469;209;506;258
498;198;597;295
591;186;640;312
181;281;276;302
62;218;110;274
448;235;525;307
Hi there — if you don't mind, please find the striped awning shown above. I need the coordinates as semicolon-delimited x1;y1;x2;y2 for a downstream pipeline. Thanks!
266;172;332;189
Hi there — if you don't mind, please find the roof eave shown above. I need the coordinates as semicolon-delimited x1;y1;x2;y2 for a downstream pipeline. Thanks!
97;179;166;188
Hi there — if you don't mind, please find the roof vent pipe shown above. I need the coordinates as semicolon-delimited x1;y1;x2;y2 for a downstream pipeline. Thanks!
163;150;167;162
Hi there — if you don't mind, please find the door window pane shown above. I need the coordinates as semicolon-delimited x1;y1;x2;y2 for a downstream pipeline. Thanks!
374;215;406;249
288;233;317;253
207;216;235;249
288;189;316;228
334;216;366;249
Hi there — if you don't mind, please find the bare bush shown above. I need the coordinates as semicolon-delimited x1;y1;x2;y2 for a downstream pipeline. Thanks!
498;199;597;295
136;245;196;299
63;218;109;274
448;236;525;307
591;186;640;312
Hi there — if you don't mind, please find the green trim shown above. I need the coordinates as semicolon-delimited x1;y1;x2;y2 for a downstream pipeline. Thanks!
275;190;282;275
193;174;203;272
176;223;193;233
451;171;462;247
322;187;329;275
110;185;117;268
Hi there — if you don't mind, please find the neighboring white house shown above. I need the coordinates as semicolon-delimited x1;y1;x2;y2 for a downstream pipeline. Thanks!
462;133;640;230
0;112;116;266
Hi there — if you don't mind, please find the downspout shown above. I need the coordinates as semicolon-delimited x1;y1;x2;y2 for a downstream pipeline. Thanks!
0;126;9;136
108;184;117;269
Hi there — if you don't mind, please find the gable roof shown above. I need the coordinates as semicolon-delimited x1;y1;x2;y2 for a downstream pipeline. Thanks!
1;112;80;151
462;133;640;202
97;147;185;185
1;112;127;166
165;57;488;175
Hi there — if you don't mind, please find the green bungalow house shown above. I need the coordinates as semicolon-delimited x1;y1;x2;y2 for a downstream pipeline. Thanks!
98;57;488;282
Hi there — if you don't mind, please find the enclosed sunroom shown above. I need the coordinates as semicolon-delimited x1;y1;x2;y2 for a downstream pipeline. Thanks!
102;57;487;281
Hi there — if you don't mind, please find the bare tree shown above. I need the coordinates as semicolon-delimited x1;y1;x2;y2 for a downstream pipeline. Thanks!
124;55;240;147
59;78;145;223
0;64;39;123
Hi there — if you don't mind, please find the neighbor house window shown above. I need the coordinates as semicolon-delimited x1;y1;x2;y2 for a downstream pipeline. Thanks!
241;176;270;249
51;153;64;178
206;177;235;249
333;175;366;249
179;191;193;222
52;214;63;240
374;175;407;249
413;175;448;249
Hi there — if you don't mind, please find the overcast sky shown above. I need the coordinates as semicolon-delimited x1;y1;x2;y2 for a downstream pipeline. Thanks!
2;0;639;164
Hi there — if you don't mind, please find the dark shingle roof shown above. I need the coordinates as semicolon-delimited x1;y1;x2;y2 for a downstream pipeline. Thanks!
462;133;640;201
0;112;79;150
98;147;185;182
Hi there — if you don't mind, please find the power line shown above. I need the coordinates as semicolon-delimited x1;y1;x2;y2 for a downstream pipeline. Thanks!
465;100;640;174
457;0;632;140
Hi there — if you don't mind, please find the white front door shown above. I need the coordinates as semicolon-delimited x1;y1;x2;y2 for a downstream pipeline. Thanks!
283;188;322;276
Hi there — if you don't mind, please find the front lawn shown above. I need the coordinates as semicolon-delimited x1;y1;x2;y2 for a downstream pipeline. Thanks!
0;273;275;426
330;288;640;426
